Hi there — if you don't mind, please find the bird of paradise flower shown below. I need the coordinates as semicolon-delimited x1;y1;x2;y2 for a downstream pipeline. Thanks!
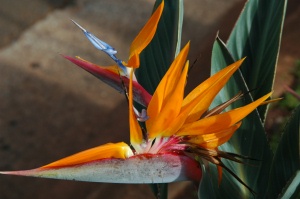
0;0;272;195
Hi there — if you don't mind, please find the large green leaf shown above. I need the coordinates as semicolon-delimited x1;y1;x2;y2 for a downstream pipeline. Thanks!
227;0;287;121
267;105;300;199
198;36;273;199
135;0;184;95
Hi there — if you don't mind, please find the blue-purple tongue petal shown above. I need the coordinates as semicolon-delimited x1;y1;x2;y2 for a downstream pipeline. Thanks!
71;20;127;75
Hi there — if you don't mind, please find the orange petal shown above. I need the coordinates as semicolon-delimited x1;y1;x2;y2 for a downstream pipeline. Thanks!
127;52;140;68
159;42;190;103
182;58;245;123
178;92;272;136
200;134;233;149
200;132;235;149
147;42;190;131
129;70;143;147
148;60;189;138
127;0;164;68
41;142;133;168
193;122;241;149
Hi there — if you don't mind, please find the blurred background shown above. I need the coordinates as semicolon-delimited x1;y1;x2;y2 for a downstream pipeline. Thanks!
0;0;299;198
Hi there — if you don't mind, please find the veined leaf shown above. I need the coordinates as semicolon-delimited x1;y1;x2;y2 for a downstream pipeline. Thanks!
267;105;300;199
198;36;273;199
198;0;288;196
227;0;287;121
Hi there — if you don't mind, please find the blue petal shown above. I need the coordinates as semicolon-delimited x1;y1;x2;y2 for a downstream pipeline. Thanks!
71;20;128;75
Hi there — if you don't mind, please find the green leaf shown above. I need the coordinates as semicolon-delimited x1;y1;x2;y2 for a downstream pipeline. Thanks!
198;161;217;199
198;36;273;198
267;105;300;199
226;0;287;121
149;184;168;199
135;0;184;95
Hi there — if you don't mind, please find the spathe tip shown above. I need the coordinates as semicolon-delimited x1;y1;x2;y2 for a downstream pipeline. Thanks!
0;169;35;176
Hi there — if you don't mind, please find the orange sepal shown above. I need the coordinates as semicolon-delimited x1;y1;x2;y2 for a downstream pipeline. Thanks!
181;58;245;123
146;42;190;133
128;0;164;68
148;60;189;138
129;70;143;146
42;142;133;168
178;92;272;136
127;52;140;68
188;122;241;149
